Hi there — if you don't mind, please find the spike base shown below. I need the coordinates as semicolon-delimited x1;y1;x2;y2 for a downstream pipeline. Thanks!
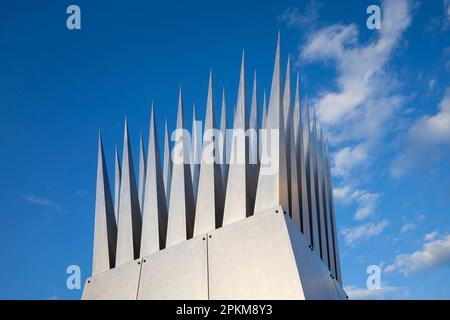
82;207;347;300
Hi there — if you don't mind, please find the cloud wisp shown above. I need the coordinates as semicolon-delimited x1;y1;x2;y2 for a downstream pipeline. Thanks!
385;233;450;275
341;220;389;245
24;194;65;214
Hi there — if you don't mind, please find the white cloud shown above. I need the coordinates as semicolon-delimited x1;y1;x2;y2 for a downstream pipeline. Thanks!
301;0;411;133
400;223;417;234
341;220;389;245
24;194;64;213
424;231;438;241
345;285;409;300
390;88;450;177
333;185;379;220
385;234;450;275
409;88;450;146
332;144;368;177
278;0;321;29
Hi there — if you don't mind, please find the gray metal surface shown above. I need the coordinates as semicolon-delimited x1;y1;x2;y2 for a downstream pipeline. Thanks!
115;120;142;266
140;108;168;257
92;133;117;275
194;72;225;236
208;207;305;300
138;236;208;300
284;214;339;300
82;259;142;300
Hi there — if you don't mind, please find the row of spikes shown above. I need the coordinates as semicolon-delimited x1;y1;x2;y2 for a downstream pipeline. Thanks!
92;35;342;285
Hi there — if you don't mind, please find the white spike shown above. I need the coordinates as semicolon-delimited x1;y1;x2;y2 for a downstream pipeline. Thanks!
283;54;292;131
223;51;251;225
114;145;121;224
138;131;146;214
220;88;229;191
191;103;202;203
116;120;142;266
314;120;329;267
163;120;172;209
140;109;168;257
305;102;320;251
294;77;311;244
254;34;289;215
249;71;259;207
92;132;117;275
326;143;342;284
166;89;196;247
194;72;225;236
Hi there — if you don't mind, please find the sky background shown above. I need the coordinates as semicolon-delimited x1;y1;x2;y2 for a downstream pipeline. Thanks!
0;0;449;299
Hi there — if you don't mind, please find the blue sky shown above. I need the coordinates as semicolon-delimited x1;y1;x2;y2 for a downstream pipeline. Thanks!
0;0;449;299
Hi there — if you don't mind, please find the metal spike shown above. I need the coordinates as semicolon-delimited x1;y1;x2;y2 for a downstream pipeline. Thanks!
261;90;267;130
288;110;301;227
138;131;147;214
163;120;172;208
223;51;251;225
220;88;229;192
140;109;168;257
191;103;201;203
283;54;292;131
116;119;142;266
293;74;301;146
92;132;117;275
283;55;293;219
320;129;335;274
254;34;289;215
294;77;311;244
249;71;259;209
314;122;329;267
194;72;225;236
114;145;121;223
166;88;196;247
304;101;320;251
325;143;342;284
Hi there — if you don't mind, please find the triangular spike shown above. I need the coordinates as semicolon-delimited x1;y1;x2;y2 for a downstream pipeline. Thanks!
325;143;342;284
163;119;172;209
249;71;259;213
223;50;251;225
313;119;329;267
194;72;225;236
292;79;311;243
288;106;301;227
191;102;201;203
254;34;289;215
92;132;117;275
293;73;301;146
116;119;142;266
114;145;121;223
259;90;267;162
283;54;292;130
138;130;147;214
304;98;320;251
166;89;196;247
220;88;229;191
261;90;267;130
140;108;168;257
